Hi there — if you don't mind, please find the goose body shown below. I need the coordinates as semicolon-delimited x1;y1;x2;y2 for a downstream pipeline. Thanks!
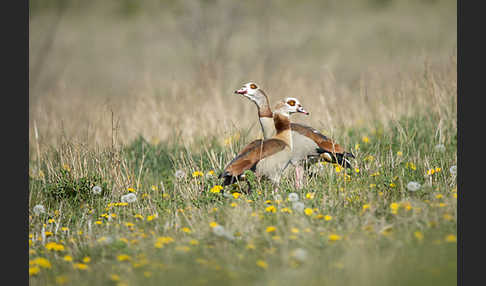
220;99;306;190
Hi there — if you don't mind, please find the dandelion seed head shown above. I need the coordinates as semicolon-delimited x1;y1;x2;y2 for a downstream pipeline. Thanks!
292;202;305;213
174;169;186;180
291;248;308;262
33;205;45;215
212;225;226;236
406;181;421;192
434;144;446;152
449;165;457;176
121;193;137;203
92;185;102;195
288;193;299;202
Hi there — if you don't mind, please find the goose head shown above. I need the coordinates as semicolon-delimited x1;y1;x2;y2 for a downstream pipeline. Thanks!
234;82;268;107
274;97;309;116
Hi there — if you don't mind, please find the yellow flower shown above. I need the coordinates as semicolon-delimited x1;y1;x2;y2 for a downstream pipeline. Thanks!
30;257;52;268
256;260;268;269
291;228;300;234
63;255;73;262
443;214;454;221
355;143;360;151
82;257;91;263
45;242;64;251
265;205;277;213
396;151;403;156
435;194;443;199
134;214;144;220
175;246;190;252
355;168;360;173
324;215;333;221
29;266;40;276
110;274;120;281
445;234;457;243
362;136;369;143
390;202;399;214
154;236;174;248
280;207;292;214
127;187;136;193
370;171;380;177
73;263;89;270
304;208;314;216
117;254;131;262
246;243;256;250
427;169;435;175
369;184;376;188
362;204;370;211
230;202;238;208
192;171;204;178
389;183;396;188
181;227;192;233
305;193;315;199
232;192;241;199
452;193;457;199
189;239;199;245
406;162;417;170
95;220;103;225
209;185;223;194
207;170;215;176
209;222;219;228
335;165;343;173
414;231;424;241
151;185;158;191
328;234;342;241
266;226;276;233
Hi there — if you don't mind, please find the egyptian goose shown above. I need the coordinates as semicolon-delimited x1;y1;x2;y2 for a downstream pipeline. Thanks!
234;82;354;188
219;98;308;193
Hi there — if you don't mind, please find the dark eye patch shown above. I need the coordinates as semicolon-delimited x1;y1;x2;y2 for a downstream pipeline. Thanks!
287;100;296;106
250;84;257;89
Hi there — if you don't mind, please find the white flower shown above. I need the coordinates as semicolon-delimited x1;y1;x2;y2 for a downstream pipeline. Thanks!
406;181;421;192
288;193;299;202
121;193;137;203
212;225;234;240
434;144;446;152
92;185;102;195
292;202;305;213
174;170;186;180
33;204;45;215
291;248;308;262
449;165;457;176
212;225;226;236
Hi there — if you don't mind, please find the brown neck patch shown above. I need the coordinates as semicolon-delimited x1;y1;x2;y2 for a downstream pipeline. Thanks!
273;113;290;134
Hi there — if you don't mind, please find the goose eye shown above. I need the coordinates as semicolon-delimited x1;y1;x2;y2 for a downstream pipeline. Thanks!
250;84;257;89
287;100;296;106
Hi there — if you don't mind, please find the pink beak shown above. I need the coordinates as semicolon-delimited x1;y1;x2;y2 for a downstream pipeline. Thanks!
235;88;247;95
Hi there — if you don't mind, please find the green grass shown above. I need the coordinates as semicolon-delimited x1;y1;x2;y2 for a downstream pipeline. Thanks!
28;112;456;286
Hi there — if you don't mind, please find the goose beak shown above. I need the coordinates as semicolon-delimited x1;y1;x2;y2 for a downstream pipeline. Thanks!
235;88;247;95
297;106;309;115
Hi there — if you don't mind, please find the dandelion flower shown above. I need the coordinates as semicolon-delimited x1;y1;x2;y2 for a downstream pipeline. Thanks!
305;193;315;199
73;263;89;270
63;255;73;262
45;242;64;251
192;171;204;178
256;260;268;269
292;202;305;213
265;205;277;213
445;234;457;243
291;248;308;262
406;181;421;192
92;185;102;195
30;257;52;268
175;169;186;180
449;165;457;176
117;254;131;262
121;193;137;203
324;215;333;221
33;204;45;215
266;226;276;233
209;185;223;194
288;193;299;202
29;266;40;276
390;202;400;214
328;234;342;241
414;231;424;241
304;208;314;216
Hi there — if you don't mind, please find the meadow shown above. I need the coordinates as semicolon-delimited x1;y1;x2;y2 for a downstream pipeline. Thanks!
29;1;457;285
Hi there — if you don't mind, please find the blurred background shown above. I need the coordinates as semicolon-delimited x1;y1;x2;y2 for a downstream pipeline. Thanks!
29;0;456;151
